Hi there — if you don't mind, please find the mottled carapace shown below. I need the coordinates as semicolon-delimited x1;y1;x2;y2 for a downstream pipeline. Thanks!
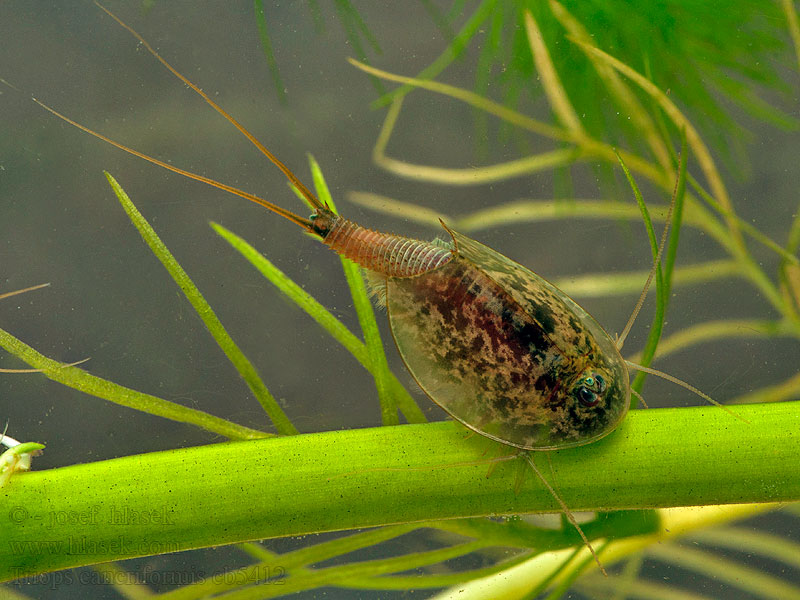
313;208;631;450
33;4;631;453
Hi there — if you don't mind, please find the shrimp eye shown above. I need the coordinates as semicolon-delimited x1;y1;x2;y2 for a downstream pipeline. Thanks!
575;373;606;407
577;386;600;407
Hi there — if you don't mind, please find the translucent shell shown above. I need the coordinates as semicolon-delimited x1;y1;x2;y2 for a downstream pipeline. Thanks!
386;227;630;450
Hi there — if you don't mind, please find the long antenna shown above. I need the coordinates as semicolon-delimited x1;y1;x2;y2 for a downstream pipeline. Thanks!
35;2;324;233
624;361;747;423
0;283;50;301
32;100;315;232
93;1;323;212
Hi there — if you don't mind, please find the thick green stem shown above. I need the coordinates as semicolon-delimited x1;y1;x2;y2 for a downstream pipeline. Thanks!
2;402;798;581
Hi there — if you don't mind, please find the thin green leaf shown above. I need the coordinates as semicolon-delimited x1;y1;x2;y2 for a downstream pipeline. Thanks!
251;541;490;599
730;370;800;405
662;130;688;301
549;0;672;170
336;550;539;589
306;154;400;424
348;191;450;227
648;543;800;600
543;542;610;600
162;525;423;599
567;38;740;248
614;152;666;395
628;319;792;364
0;325;266;441
334;0;381;54
333;0;384;95
371;0;497;109
784;0;800;72
211;222;426;424
254;0;288;104
524;9;584;137
105;172;298;436
553;260;741;299
690;526;800;569
577;575;716;600
352;58;664;184
687;174;799;266
305;0;325;34
419;0;456;46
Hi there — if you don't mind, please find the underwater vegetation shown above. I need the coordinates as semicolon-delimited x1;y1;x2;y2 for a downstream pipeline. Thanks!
1;1;800;598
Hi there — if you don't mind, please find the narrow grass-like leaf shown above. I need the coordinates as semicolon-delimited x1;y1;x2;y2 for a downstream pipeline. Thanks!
0;586;34;600
689;526;800;569
408;504;780;600
369;86;580;182
334;0;381;54
614;152;667;395
711;70;799;131
549;0;672;170
662;132;688;298
554;261;741;299
305;0;324;34
211;222;425;423
0;325;266;441
352;59;664;184
730;371;800;405
520;549;583;600
353;59;565;141
254;0;288;105
340;551;537;589
348;191;450;227
456;199;671;231
348;193;708;239
784;0;800;73
543;542;610;600
90;563;151;600
162;525;423;599
0;283;50;302
577;576;717;600
253;541;490;599
333;0;384;95
419;0;456;44
371;0;497;109
523;10;584;136
104;173;298;436
473;5;505;160
647;543;800;599
306;155;401;424
629;319;792;364
378;144;581;185
567;38;741;249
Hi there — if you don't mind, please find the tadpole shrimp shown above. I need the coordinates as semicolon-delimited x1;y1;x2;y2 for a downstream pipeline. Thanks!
25;2;741;574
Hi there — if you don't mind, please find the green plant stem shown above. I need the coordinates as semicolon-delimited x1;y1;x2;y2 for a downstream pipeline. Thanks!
2;402;799;580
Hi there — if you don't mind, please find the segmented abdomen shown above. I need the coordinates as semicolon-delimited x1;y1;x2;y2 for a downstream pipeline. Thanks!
323;216;452;278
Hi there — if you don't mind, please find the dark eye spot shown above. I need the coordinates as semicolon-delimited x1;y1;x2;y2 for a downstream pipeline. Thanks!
577;386;600;407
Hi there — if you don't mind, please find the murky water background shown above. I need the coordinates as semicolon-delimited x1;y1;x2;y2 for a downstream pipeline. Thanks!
1;2;798;598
